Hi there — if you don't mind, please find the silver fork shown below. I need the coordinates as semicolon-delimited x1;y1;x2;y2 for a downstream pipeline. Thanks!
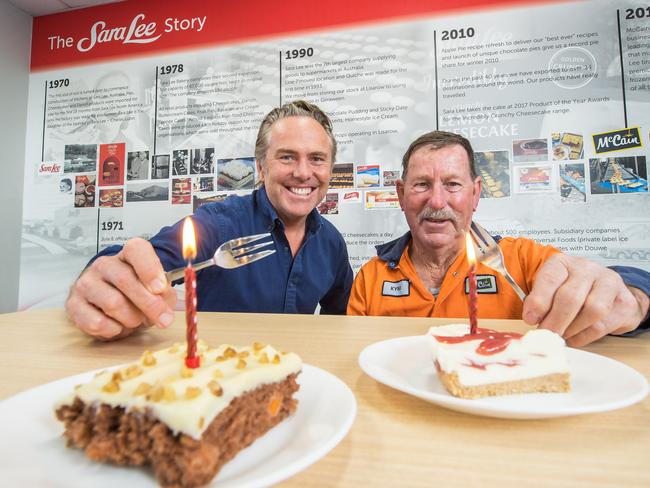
166;233;275;282
469;221;527;301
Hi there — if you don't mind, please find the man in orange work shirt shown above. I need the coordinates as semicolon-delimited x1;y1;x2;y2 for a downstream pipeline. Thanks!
347;131;650;347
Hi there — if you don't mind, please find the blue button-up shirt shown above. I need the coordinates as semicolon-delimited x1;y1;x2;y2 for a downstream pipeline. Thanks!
93;187;353;314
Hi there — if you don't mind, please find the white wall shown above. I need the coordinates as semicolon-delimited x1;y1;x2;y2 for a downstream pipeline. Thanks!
0;0;31;312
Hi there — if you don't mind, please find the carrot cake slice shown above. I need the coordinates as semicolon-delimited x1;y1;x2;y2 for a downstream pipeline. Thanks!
55;341;301;488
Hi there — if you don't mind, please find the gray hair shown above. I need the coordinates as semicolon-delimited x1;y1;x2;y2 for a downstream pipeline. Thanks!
254;100;337;165
401;131;477;180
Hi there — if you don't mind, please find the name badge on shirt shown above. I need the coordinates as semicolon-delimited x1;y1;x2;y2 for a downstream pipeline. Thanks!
382;280;410;297
465;274;498;294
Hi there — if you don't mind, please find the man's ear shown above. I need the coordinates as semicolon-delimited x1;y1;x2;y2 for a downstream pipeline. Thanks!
396;179;405;211
256;159;265;183
472;176;482;211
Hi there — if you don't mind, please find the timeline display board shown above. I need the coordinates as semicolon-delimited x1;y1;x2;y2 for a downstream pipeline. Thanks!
20;0;650;308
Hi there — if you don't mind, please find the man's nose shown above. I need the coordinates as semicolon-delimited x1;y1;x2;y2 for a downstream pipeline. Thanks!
427;183;446;209
292;158;311;179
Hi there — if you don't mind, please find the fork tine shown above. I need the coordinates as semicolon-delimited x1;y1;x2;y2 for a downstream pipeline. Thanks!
233;249;276;265
468;228;485;255
222;233;272;251
231;240;274;257
471;221;493;245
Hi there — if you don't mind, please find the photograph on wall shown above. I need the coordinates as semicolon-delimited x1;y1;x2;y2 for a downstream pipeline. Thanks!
98;142;125;187
365;190;399;209
193;193;231;211
172;149;189;175
588;157;648;195
99;188;124;207
329;163;354;188
151;155;170;179
559;163;587;203
190;148;215;175
552;133;584;161
513;165;555;193
382;170;399;187
59;178;72;194
172;178;191;205
127;151;149;181
317;192;339;215
74;175;96;207
126;182;169;202
64;144;97;173
217;157;255;190
512;138;548;163
193;177;214;192
356;165;380;188
476;150;511;198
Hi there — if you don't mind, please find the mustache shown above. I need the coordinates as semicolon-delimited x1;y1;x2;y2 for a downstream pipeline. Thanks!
417;207;458;224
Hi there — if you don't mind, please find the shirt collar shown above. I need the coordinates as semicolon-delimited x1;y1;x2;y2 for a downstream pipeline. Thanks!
255;185;323;234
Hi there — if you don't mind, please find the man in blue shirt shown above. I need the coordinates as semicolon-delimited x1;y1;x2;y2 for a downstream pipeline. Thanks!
66;101;353;339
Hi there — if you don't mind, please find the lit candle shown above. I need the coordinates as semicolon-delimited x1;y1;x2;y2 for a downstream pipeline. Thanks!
182;217;200;368
465;232;478;334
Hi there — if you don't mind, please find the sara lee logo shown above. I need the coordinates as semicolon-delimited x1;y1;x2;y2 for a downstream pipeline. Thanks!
38;161;62;175
592;127;642;154
76;13;207;52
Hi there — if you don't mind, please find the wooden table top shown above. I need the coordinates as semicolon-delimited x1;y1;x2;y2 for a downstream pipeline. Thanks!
0;309;648;487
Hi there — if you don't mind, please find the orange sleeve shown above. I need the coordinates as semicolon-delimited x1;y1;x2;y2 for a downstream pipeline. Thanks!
346;265;369;315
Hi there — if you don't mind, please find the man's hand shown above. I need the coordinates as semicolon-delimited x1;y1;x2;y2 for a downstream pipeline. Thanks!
522;253;649;347
65;238;176;340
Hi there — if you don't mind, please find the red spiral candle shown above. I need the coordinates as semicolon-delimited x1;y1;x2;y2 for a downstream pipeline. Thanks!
465;232;478;334
183;217;200;368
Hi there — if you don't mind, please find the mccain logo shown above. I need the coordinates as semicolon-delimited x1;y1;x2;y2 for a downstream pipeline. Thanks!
592;127;642;154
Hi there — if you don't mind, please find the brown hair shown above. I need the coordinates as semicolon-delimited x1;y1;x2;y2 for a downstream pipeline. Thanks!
401;131;477;180
254;100;337;165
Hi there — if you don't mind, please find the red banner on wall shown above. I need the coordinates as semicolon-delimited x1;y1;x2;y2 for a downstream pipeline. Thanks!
31;0;562;71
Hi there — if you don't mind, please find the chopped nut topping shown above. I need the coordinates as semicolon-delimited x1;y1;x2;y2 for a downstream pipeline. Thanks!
253;342;265;352
259;353;270;364
223;347;237;358
74;384;82;391
236;359;247;369
273;354;281;364
147;385;164;402
164;375;179;384
198;417;205;429
94;370;107;378
142;351;157;367
102;380;120;393
184;386;202;400
123;365;143;380
281;351;288;355
133;382;152;396
180;366;193;378
168;344;180;354
208;380;223;397
213;369;224;378
238;351;249;358
162;386;177;402
111;371;123;383
215;355;226;362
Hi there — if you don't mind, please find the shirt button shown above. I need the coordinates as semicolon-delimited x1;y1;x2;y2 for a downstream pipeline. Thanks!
389;262;396;269
453;272;459;277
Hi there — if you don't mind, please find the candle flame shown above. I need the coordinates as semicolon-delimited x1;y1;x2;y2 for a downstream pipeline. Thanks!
465;231;476;265
182;217;197;261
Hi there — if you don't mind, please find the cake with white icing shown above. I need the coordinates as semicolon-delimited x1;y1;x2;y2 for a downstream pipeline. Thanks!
428;324;570;399
55;341;302;487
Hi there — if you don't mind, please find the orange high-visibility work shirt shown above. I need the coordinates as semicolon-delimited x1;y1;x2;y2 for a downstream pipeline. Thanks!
347;232;559;319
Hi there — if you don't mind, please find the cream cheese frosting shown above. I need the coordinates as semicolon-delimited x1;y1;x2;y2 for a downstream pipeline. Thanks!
428;324;569;387
57;341;302;439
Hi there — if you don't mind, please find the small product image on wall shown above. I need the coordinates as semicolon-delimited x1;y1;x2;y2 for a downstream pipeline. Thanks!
512;138;548;163
589;156;648;194
126;182;169;202
98;143;125;187
475;150;510;198
217;157;255;190
190;148;215;175
172;149;189;175
559;163;586;203
74;175;96;208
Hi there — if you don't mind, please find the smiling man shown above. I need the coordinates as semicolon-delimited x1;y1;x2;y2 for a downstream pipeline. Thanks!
66;101;353;340
347;131;650;347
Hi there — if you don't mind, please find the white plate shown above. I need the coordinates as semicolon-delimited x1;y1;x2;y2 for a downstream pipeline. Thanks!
359;335;649;419
0;364;356;487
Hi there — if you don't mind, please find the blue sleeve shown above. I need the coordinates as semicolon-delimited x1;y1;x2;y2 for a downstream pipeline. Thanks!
609;265;650;336
319;237;354;315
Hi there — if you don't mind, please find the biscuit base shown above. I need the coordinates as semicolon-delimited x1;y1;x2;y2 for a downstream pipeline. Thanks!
438;370;570;399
